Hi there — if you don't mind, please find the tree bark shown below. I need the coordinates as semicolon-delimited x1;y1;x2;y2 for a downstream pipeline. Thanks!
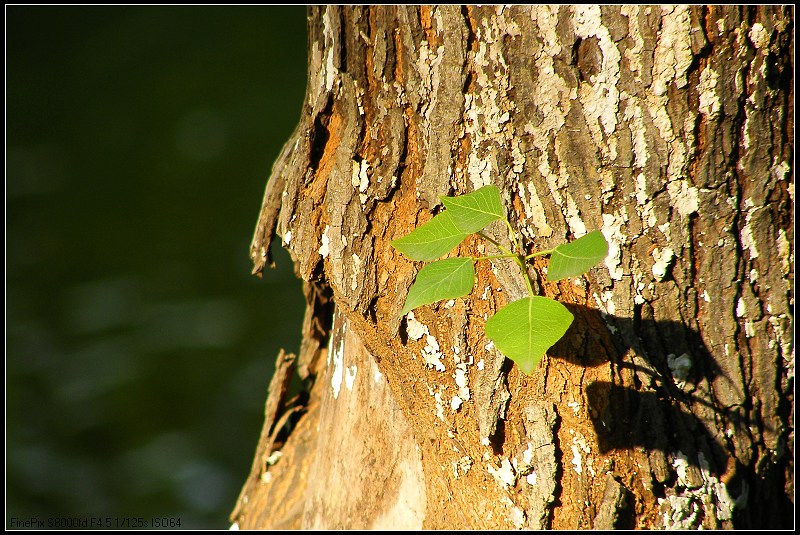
232;5;793;529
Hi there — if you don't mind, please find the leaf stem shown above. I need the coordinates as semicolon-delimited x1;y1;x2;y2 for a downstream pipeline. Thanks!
515;255;535;297
478;226;535;298
473;253;518;262
477;231;504;250
505;219;521;254
524;248;554;260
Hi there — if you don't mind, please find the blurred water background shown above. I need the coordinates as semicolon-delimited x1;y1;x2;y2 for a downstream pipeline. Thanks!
6;6;308;529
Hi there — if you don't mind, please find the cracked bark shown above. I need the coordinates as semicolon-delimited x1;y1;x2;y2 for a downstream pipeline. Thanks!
234;5;793;529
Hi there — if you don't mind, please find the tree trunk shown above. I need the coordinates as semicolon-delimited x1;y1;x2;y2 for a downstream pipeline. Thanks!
232;5;793;529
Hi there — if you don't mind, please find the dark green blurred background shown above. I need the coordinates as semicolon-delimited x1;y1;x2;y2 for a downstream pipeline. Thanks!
6;6;308;529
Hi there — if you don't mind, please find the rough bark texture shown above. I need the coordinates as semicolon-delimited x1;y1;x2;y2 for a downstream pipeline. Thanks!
234;5;793;529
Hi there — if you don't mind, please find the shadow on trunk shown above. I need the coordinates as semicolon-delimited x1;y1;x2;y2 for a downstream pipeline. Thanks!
551;304;738;478
544;303;792;527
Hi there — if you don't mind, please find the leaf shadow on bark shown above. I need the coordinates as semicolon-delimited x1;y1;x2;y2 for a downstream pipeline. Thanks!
548;303;744;484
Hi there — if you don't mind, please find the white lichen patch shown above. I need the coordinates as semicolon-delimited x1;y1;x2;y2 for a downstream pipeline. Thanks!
740;204;760;259
345;364;357;391
487;458;517;488
570;431;592;475
321;8;338;93
698;67;721;117
318;225;331;258
351;253;361;291
328;321;346;400
659;451;747;528
748;22;770;51
768;314;793;365
667;180;699;217
510;506;526;529
450;395;462;411
744;320;755;338
593;292;619;334
601;212;625;280
453;455;473;479
510;137;525;175
423;334;445;372
735;297;747;318
452;345;461;362
569;429;595;476
573;4;621;154
565;193;588;237
641;7;695;190
521;442;534;466
652;247;676;281
454;364;470;402
460;10;523;192
673;451;692;487
651;5;693;95
620;6;645;78
623;99;649;170
518;181;554;238
592;290;617;320
405;311;427;341
658;493;700;529
466;148;492;190
641;200;658;229
416;39;447;124
434;390;445;420
265;450;283;466
772;160;791;183
283;230;292;246
351;159;371;204
667;353;692;383
429;385;447;421
571;444;583;474
658;221;672;243
480;285;491;300
601;290;616;315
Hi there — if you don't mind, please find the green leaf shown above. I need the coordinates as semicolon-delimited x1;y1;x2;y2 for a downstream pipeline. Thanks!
401;257;475;316
440;184;506;234
391;212;468;261
547;230;609;281
485;296;574;375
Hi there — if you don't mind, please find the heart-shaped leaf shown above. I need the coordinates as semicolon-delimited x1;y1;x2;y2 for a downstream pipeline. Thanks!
391;211;468;261
485;296;574;375
401;257;475;316
547;230;609;281
440;184;506;234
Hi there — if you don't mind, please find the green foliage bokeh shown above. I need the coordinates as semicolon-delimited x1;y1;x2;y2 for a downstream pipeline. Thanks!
6;6;308;529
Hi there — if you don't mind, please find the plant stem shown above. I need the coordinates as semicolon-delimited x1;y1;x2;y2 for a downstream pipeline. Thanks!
477;231;504;250
478;226;535;298
524;248;554;260
473;253;518;262
515;255;535;297
505;220;521;255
